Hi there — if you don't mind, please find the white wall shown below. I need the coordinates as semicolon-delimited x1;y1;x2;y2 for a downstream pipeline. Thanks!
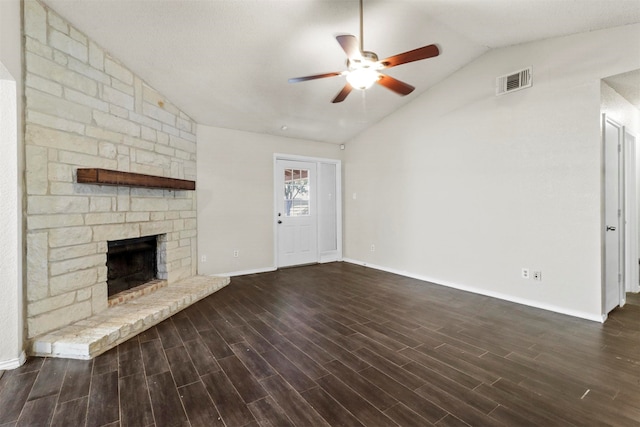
197;126;342;275
0;0;25;368
344;24;640;321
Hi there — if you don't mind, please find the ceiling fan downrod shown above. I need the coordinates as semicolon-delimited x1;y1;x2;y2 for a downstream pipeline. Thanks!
359;0;364;52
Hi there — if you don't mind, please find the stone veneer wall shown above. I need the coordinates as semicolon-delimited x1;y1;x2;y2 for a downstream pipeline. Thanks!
24;0;198;339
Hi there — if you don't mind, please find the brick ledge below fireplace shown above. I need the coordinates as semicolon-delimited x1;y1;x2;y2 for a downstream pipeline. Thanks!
29;275;230;360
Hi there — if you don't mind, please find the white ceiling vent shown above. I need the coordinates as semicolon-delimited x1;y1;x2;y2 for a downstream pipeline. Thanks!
496;67;532;96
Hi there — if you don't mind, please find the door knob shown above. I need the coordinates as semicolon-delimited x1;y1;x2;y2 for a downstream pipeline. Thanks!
277;220;282;224
607;225;616;231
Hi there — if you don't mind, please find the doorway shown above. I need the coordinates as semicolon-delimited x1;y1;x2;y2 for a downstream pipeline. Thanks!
603;115;624;314
274;155;342;268
275;159;318;267
602;115;638;314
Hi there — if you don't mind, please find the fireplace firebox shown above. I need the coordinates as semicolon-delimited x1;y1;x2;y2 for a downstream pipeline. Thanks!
107;235;158;297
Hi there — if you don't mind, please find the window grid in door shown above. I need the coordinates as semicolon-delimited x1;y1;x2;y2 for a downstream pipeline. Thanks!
284;168;310;217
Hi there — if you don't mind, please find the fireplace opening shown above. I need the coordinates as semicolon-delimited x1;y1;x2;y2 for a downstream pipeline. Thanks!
107;235;158;297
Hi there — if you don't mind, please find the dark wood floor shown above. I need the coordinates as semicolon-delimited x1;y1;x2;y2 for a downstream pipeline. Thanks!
2;262;640;427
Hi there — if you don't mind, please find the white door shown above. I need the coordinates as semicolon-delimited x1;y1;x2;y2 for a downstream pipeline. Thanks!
604;116;624;313
276;160;318;267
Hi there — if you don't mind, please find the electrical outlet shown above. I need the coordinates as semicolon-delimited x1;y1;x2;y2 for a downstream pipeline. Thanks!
533;271;542;281
370;244;375;252
521;268;529;279
233;249;239;258
201;255;207;263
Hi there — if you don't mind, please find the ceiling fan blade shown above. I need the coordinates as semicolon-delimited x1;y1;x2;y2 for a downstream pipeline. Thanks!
288;72;343;83
332;83;353;103
378;44;439;69
336;35;362;60
376;74;415;96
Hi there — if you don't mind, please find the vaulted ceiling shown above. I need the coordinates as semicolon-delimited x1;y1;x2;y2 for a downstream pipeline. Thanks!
42;0;640;144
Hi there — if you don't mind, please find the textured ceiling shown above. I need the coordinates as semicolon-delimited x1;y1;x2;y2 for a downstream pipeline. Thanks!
42;0;640;144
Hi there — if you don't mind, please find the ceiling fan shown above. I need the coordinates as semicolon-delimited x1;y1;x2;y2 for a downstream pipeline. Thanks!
288;0;440;103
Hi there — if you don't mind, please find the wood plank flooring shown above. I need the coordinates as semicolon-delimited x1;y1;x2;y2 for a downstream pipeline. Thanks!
1;262;639;426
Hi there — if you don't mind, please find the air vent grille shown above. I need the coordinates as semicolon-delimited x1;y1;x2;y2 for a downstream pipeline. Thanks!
496;67;532;95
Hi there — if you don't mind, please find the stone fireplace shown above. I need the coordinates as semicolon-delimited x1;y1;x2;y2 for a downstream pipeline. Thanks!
23;1;201;344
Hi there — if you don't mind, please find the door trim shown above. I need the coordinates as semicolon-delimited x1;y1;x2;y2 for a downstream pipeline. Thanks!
273;154;342;268
624;129;639;294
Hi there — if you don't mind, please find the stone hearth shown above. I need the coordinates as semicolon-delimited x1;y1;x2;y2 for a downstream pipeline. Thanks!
31;275;230;359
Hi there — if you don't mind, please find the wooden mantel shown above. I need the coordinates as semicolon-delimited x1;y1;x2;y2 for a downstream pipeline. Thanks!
77;168;196;190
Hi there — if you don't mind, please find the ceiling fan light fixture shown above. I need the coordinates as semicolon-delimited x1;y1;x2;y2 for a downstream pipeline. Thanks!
346;68;379;90
287;0;440;102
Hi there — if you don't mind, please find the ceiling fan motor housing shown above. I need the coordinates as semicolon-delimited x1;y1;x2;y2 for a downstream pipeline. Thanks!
347;51;380;70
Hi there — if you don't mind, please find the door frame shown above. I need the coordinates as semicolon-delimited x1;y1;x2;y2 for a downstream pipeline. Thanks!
624;130;639;293
273;154;342;268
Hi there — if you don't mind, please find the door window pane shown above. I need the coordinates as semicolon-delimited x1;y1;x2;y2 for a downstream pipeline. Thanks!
284;168;310;216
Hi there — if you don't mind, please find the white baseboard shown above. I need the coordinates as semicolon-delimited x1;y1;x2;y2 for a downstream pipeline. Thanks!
342;258;605;323
0;351;26;370
210;266;278;278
